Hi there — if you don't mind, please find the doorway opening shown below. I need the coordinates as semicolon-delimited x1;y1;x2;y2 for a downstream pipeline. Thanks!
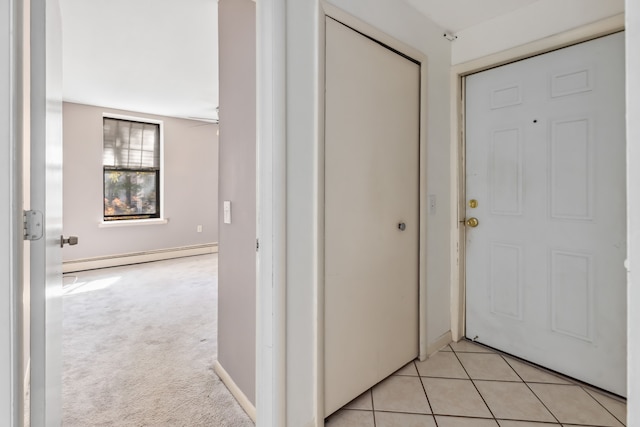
53;0;232;424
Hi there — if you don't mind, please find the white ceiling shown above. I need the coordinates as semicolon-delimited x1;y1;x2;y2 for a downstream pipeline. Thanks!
59;0;540;122
404;0;540;32
60;0;218;121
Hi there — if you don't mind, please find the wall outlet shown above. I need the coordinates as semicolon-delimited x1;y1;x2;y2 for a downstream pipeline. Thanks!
197;225;203;233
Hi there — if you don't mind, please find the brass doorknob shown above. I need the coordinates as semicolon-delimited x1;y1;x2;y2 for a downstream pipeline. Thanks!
466;217;479;228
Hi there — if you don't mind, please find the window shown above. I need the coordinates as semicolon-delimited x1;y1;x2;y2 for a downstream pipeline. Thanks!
103;117;161;221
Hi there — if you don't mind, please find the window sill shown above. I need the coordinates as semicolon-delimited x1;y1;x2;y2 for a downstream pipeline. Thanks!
99;218;169;228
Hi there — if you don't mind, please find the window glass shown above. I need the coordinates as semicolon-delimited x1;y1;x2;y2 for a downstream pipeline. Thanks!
103;117;160;220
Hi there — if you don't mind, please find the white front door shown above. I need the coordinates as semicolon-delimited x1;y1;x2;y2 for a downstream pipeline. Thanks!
30;0;64;424
324;17;420;416
465;32;626;396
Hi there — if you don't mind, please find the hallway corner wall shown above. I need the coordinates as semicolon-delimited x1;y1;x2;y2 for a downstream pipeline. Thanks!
217;0;257;407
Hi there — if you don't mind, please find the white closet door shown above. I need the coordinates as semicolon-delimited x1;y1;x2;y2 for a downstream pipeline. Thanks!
324;17;420;416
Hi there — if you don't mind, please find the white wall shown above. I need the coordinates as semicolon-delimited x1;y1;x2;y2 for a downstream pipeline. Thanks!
452;0;624;64
269;0;453;425
62;102;218;262
259;1;635;426
626;0;639;423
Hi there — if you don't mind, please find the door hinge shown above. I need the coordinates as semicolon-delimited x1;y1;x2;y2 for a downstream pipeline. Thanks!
256;238;260;252
24;210;44;241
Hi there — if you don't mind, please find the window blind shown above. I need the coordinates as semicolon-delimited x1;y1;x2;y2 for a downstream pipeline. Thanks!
103;118;160;170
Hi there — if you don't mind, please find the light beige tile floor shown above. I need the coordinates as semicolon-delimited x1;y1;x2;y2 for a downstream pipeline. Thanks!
325;340;626;427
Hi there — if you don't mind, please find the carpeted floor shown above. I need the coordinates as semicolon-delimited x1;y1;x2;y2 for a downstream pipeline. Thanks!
62;254;254;427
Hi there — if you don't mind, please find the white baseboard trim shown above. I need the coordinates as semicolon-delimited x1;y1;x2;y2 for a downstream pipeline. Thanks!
63;243;218;273
213;360;256;422
425;330;453;359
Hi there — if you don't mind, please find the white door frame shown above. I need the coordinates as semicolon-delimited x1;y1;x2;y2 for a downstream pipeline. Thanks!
29;0;64;421
449;14;626;340
256;1;429;426
1;0;25;425
626;1;640;423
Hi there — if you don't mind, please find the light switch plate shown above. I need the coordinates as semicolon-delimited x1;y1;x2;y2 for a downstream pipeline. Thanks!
223;201;231;224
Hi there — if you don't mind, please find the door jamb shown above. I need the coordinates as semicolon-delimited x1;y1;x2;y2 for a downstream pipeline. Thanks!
2;0;24;424
450;14;626;342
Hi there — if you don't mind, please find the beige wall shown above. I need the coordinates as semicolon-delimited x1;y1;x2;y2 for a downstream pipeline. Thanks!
216;0;256;406
62;102;218;261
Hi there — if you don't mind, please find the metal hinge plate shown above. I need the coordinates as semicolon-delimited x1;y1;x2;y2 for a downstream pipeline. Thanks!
256;238;260;252
24;210;44;241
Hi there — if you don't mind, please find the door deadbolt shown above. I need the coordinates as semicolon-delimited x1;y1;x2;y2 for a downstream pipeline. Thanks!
466;218;479;228
469;199;478;209
398;222;406;231
61;235;79;248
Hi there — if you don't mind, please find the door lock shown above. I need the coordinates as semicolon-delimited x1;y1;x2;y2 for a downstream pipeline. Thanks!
398;222;406;231
60;235;79;248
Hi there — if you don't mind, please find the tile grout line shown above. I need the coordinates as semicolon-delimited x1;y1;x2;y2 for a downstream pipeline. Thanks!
579;385;626;426
514;357;627;426
419;375;522;383
492;416;561;425
414;360;439;427
560;423;621;427
450;346;499;422
496;353;562;425
370;388;377;427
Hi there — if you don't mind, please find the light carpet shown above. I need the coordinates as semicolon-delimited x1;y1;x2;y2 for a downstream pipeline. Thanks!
62;254;254;426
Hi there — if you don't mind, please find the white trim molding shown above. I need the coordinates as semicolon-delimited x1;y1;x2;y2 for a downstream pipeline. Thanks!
214;361;256;422
98;218;168;228
427;331;453;356
2;0;25;424
62;243;218;273
256;0;287;425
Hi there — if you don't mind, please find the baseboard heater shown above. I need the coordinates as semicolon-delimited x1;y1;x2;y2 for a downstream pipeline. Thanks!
63;243;218;273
